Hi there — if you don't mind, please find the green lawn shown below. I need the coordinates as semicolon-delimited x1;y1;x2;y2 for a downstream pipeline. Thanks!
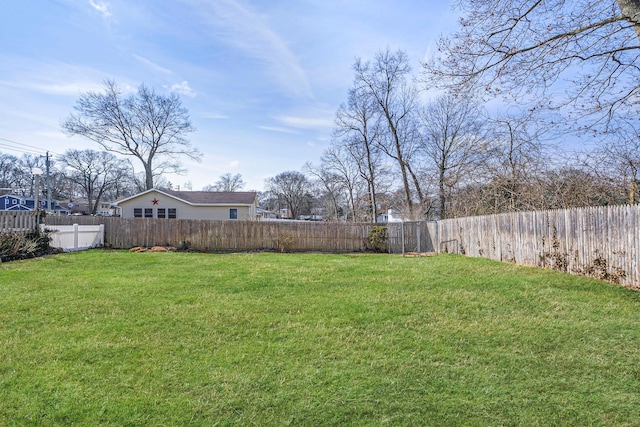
1;251;639;426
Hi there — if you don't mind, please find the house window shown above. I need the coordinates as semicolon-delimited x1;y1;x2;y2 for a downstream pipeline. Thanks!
144;208;153;218
134;208;142;218
168;208;177;219
157;208;166;218
229;208;238;220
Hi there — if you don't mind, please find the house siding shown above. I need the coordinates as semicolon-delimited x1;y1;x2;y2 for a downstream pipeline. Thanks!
117;191;257;220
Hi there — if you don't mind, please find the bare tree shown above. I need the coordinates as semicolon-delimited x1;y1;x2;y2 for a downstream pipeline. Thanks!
333;82;386;221
594;128;640;204
63;80;200;190
420;94;489;219
59;149;130;215
265;171;312;219
424;0;640;129
14;154;47;198
0;153;21;193
303;161;345;221
203;173;245;192
482;109;551;212
540;165;618;208
354;49;424;217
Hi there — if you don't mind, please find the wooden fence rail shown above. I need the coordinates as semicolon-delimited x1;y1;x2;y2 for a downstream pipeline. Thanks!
0;211;38;232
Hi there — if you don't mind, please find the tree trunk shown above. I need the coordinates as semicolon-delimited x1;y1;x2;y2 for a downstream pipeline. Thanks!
617;0;640;40
144;164;154;190
438;167;447;219
386;116;414;216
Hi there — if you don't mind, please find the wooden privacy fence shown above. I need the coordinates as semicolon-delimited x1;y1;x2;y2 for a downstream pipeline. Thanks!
0;211;38;232
438;205;639;288
387;221;438;254
43;217;376;253
44;204;640;287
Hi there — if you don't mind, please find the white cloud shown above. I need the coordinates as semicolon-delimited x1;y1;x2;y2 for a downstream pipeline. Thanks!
257;125;300;134
200;112;229;120
1;73;104;96
132;54;173;75
274;115;334;130
169;80;196;97
0;58;136;97
192;0;313;99
89;0;111;18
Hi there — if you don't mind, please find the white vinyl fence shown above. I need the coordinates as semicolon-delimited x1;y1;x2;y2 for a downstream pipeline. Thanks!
42;223;104;252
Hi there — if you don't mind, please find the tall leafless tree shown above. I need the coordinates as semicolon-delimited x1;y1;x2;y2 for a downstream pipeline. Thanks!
0;153;21;193
63;80;200;190
203;173;245;192
483;109;551;212
333;82;385;222
59;149;130;215
594;127;640;204
420;94;489;219
303;160;346;221
354;49;424;217
265;171;312;219
424;0;640;129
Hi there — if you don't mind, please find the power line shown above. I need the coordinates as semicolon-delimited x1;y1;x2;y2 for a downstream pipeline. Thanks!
0;137;62;156
0;142;42;155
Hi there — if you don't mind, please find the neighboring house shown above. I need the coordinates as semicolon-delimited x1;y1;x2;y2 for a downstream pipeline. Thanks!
95;201;117;216
66;200;90;216
257;207;278;220
115;189;259;220
0;194;70;214
0;195;30;211
376;209;406;223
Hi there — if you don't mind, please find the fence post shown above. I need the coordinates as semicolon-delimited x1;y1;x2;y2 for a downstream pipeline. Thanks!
73;223;79;250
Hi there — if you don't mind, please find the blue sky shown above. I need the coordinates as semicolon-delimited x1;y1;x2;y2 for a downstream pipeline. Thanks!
0;0;458;191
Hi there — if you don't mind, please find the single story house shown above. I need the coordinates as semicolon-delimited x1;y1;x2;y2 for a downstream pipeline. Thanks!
115;189;259;220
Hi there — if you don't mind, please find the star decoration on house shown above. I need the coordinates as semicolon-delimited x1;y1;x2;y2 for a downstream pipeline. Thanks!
152;198;159;205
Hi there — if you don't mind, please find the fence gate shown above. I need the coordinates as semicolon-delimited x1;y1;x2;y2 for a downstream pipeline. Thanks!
387;221;437;255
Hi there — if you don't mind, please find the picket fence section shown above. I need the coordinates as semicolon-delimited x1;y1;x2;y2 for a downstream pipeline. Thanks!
437;205;639;288
0;211;38;233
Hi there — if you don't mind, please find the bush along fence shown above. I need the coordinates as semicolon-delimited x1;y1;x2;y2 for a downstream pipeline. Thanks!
44;204;640;288
0;211;52;262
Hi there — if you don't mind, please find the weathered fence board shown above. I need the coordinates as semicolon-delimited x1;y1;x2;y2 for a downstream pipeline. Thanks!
387;221;437;254
437;205;640;288
0;211;38;232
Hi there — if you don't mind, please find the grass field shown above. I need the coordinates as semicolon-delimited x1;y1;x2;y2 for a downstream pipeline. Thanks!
1;250;639;426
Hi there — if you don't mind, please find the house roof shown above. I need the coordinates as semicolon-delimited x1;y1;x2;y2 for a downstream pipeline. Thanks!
116;188;258;206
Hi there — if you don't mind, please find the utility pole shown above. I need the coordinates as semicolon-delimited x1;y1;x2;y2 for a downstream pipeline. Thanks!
44;152;52;212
